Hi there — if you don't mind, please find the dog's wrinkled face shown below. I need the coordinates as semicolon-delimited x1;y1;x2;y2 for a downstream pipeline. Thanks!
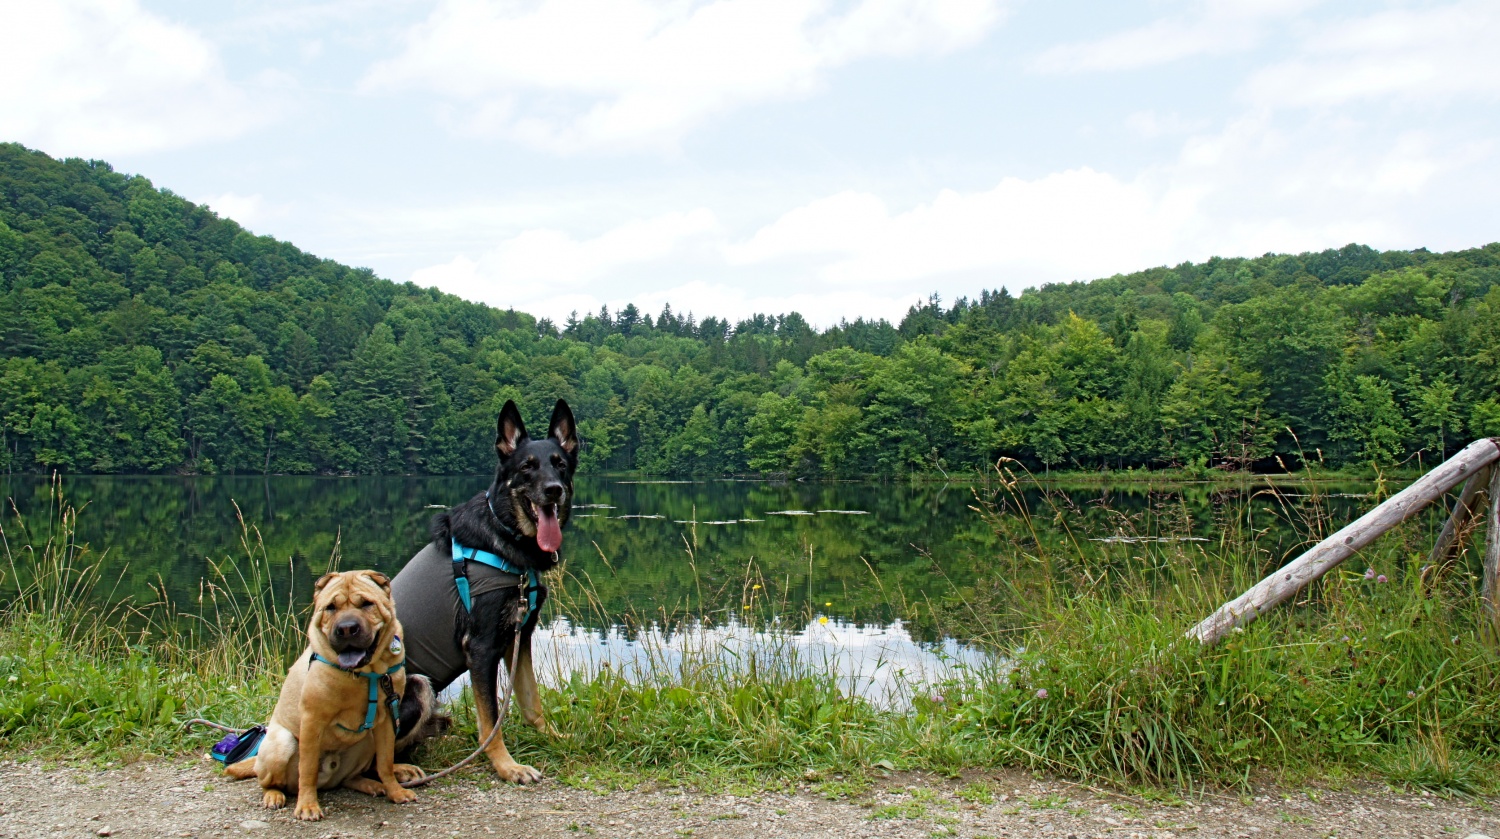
495;399;579;553
310;570;395;669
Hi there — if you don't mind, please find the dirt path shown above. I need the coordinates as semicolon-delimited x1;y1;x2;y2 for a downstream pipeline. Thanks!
1;757;1495;839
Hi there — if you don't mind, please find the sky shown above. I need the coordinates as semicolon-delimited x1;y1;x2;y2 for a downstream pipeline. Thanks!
1;0;1496;328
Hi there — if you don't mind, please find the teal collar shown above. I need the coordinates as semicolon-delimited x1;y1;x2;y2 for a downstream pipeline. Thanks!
309;653;405;733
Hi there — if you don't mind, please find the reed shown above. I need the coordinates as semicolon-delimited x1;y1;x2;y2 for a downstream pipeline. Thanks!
0;480;291;759
919;462;1500;790
2;473;1497;795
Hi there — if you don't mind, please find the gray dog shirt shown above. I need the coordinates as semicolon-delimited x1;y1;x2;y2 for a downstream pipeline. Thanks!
391;540;526;691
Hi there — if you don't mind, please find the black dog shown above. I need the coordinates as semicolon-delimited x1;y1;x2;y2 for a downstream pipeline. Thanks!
390;399;577;783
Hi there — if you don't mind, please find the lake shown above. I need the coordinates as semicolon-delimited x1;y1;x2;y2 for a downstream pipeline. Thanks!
0;473;1398;705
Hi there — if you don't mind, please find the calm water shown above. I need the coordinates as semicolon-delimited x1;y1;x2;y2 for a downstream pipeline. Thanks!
0;474;1399;704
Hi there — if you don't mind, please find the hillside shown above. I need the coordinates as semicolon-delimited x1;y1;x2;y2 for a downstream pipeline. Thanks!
2;142;1497;475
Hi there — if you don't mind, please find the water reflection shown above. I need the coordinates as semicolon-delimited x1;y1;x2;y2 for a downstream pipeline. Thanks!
1;474;1415;652
443;616;993;710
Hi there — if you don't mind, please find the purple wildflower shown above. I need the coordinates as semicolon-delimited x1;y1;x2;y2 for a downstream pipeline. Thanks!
1377;574;1387;583
1364;568;1376;580
1036;688;1048;700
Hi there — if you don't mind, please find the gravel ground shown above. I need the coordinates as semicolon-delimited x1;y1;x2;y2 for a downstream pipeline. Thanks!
1;758;1496;839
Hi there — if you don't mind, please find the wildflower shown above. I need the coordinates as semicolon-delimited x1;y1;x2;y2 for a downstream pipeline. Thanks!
932;693;946;705
818;616;828;625
752;584;761;590
1035;689;1048;700
1377;575;1387;583
1407;691;1416;699
1342;636;1350;643
825;601;832;607
1364;568;1376;580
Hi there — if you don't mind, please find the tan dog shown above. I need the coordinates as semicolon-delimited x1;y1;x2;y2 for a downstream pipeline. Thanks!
226;570;419;821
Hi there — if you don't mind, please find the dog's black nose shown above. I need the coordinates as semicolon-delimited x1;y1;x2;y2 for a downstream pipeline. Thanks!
542;483;563;502
333;619;363;640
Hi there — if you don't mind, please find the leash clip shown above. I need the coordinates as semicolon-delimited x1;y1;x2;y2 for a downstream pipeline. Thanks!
514;586;529;626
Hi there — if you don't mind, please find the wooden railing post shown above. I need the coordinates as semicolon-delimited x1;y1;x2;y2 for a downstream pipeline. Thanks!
1191;438;1500;647
1423;463;1492;591
1427;465;1492;567
1483;466;1500;641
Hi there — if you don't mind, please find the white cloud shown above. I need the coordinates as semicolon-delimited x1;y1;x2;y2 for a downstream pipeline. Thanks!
200;192;269;228
727;169;1200;287
362;0;1006;153
594;280;924;328
1242;1;1500;107
1124;110;1209;140
1031;0;1314;74
0;0;279;156
402;109;1465;327
410;208;722;311
1171;112;1471;217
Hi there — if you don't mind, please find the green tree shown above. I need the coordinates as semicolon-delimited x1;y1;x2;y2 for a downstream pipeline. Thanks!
744;392;802;473
1409;375;1461;459
1326;370;1412;466
1159;355;1273;467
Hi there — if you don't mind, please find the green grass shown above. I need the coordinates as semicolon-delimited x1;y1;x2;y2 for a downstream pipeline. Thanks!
912;466;1500;792
955;781;995;804
3;475;1500;796
0;482;297;760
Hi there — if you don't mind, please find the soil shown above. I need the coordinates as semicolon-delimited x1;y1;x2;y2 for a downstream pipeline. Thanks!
1;757;1495;839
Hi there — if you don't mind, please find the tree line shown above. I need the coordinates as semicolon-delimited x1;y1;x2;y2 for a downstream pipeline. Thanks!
2;143;1497;476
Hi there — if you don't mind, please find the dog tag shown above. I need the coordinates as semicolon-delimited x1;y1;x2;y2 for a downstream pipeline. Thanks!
389;635;403;656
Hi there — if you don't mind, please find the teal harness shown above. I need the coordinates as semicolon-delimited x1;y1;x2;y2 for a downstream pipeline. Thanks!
451;538;541;625
309;653;405;734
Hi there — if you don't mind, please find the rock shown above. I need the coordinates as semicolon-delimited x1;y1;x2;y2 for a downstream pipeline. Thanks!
239;820;269;830
97;828;113;837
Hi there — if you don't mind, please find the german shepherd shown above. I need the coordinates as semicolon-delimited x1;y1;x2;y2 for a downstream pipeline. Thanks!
391;399;577;783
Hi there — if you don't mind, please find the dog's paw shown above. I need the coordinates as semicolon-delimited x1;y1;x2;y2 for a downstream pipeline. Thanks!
393;763;425;783
493;760;543;785
260;789;286;810
387;785;417;804
343;777;384;797
293;800;324;821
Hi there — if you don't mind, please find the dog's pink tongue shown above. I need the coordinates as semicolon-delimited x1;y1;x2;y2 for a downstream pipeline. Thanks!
536;505;562;552
336;649;367;669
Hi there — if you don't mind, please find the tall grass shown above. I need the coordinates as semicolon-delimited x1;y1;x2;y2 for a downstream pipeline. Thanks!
2;472;1498;794
0;478;298;759
919;462;1500;790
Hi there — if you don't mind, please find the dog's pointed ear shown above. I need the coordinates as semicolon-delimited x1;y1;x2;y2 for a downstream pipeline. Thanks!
314;571;339;593
548;399;578;454
362;570;391;591
496;400;527;457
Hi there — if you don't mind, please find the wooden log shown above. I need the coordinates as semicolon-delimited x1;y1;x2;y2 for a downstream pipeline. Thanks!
1483;466;1500;640
1190;437;1500;646
1423;463;1493;587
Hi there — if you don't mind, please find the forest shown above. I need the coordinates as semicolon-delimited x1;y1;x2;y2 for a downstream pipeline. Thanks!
2;142;1498;477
